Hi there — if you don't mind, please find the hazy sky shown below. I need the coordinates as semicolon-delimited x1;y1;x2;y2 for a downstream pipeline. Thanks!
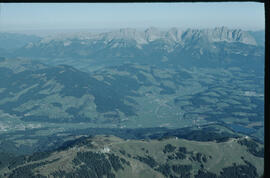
0;2;265;32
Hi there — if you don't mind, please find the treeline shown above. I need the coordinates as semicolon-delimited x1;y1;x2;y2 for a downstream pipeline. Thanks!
163;144;208;164
56;136;94;151
134;155;158;168
238;139;264;158
0;124;243;158
7;150;54;170
8;159;58;178
220;161;258;178
60;124;240;143
51;151;130;178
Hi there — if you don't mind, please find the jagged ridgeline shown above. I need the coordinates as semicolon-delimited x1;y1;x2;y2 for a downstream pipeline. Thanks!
0;27;264;71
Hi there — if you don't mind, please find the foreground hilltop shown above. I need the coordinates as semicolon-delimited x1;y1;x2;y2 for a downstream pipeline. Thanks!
1;135;264;178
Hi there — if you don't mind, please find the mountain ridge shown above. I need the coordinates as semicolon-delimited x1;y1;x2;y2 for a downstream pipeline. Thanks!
37;26;257;46
5;26;263;73
0;135;263;178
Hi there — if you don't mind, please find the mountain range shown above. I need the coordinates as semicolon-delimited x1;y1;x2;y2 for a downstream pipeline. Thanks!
0;27;265;177
0;27;263;74
30;26;259;46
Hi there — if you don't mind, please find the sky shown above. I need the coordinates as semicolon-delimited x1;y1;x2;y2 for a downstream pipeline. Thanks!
0;2;265;33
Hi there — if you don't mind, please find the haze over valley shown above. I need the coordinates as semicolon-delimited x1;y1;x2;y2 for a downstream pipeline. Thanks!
0;26;265;177
0;2;265;177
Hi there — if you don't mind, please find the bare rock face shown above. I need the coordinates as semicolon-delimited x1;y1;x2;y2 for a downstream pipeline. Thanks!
23;26;258;51
205;26;257;45
5;26;262;66
99;27;257;46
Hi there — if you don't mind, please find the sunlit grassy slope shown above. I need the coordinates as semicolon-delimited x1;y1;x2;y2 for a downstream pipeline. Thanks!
1;135;263;178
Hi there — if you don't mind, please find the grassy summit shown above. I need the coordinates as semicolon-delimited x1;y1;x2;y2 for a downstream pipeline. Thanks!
1;135;263;178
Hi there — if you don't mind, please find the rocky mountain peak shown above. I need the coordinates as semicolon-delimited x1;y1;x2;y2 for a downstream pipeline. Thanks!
116;28;138;38
102;28;147;44
144;27;162;42
21;26;259;53
206;26;257;45
165;27;183;42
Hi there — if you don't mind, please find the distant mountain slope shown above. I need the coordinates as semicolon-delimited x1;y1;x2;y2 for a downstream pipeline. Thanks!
0;62;143;122
4;27;263;72
0;59;264;142
248;30;265;47
0;59;196;123
0;32;41;50
29;26;258;46
0;135;263;178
